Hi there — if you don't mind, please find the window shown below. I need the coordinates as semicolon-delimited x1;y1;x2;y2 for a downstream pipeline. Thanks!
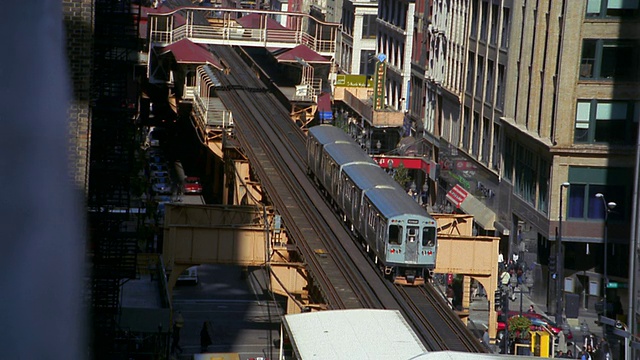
514;144;536;205
492;124;500;171
574;100;638;144
480;1;489;41
490;4;499;45
538;160;549;215
360;50;376;76
389;224;402;245
500;7;510;49
472;112;480;156
471;0;479;38
466;52;475;93
475;55;484;96
496;64;505;110
481;117;490;165
586;0;640;17
580;39;640;80
422;226;436;246
362;14;377;38
463;108;471;150
568;167;630;221
503;137;513;181
486;59;495;103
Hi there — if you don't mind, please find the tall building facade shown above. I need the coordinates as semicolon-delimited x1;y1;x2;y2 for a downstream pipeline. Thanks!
377;0;416;111
411;0;640;323
336;0;379;76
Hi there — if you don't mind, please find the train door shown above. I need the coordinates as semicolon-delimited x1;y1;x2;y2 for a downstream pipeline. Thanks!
405;225;419;263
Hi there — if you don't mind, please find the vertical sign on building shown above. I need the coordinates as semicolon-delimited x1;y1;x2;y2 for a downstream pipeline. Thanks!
373;53;387;111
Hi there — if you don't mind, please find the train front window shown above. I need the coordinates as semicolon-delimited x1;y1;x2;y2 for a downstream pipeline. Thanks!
389;225;402;245
422;226;436;246
408;226;418;242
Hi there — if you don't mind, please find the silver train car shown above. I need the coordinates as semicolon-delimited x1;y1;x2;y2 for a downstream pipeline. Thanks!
307;125;437;285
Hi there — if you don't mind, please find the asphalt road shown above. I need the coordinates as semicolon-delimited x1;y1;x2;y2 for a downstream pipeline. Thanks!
171;264;284;360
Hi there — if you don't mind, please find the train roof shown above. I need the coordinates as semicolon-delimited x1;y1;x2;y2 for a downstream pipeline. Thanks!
324;142;376;167
307;124;354;145
343;163;400;192
366;186;431;220
282;309;427;360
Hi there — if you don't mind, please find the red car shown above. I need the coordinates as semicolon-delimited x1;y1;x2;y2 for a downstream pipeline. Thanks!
183;176;203;194
496;311;571;341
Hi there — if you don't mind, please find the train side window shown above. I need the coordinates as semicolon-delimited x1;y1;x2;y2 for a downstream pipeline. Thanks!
389;225;402;245
422;226;436;246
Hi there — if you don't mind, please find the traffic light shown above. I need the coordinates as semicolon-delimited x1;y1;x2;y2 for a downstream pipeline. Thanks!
549;255;557;275
494;289;502;311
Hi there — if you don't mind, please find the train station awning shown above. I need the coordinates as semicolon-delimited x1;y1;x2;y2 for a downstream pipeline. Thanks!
157;39;222;69
446;184;496;230
272;44;332;64
282;309;427;360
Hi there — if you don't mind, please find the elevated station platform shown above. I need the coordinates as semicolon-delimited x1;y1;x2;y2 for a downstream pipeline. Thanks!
147;6;339;57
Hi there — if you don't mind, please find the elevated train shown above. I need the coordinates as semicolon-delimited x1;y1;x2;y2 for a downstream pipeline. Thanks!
307;125;438;285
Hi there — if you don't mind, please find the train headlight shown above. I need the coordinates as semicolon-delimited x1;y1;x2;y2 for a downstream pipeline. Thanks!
427;250;433;256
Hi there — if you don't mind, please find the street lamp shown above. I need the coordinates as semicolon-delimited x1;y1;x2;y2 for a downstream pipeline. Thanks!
556;182;570;325
595;193;616;323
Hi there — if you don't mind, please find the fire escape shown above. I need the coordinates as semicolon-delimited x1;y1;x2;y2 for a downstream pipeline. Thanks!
88;0;141;358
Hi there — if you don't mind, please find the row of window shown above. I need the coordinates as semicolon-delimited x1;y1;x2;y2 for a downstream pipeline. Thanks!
574;100;639;145
586;0;640;18
580;39;640;81
502;137;631;222
469;0;511;49
502;138;550;215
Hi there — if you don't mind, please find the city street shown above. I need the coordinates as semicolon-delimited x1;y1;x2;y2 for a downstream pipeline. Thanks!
171;264;284;360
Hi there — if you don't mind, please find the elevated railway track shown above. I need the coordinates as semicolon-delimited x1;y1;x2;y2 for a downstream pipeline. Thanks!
210;45;485;352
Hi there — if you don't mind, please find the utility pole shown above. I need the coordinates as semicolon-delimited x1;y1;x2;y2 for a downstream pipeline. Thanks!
556;182;569;325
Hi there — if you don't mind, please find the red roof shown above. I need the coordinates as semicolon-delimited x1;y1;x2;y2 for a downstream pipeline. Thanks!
274;45;331;64
158;39;222;69
139;5;186;39
236;13;288;30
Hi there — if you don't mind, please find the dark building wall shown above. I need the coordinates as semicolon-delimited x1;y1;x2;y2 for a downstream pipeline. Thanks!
63;0;93;196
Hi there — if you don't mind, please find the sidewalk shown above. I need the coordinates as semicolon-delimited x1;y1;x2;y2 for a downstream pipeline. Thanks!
467;284;602;356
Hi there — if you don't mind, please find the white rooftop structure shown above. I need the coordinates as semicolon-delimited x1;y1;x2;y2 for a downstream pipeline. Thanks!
282;309;427;360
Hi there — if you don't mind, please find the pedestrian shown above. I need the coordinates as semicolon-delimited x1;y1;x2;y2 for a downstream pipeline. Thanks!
171;311;184;354
480;330;491;351
500;270;510;290
527;305;536;314
200;321;213;353
498;251;505;272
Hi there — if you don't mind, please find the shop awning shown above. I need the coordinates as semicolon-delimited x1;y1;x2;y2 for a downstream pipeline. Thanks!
446;184;496;230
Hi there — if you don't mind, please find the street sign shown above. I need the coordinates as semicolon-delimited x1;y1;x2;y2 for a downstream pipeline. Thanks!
606;282;627;289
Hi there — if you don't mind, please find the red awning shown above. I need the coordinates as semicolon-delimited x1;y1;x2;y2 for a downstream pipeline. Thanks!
446;184;469;208
273;45;331;64
158;39;222;69
236;13;288;30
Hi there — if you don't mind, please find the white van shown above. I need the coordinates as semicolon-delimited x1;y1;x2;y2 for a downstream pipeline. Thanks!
177;266;198;284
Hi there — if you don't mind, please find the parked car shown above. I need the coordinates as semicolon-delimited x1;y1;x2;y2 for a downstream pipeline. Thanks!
150;170;170;180
148;154;166;165
151;176;172;194
148;162;168;174
496;311;572;341
145;147;164;159
183;176;203;194
177;266;198;285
